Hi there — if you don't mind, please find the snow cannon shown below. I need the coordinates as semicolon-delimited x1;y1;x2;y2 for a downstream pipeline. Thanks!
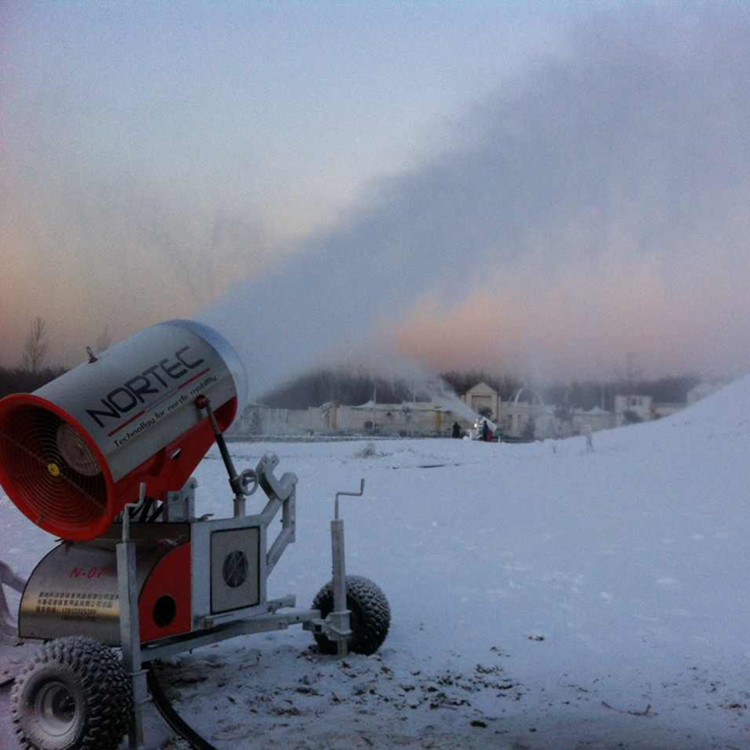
3;318;390;750
0;319;247;540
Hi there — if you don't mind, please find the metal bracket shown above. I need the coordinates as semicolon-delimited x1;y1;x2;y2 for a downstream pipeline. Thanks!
164;478;197;523
0;560;25;645
199;595;297;630
256;453;298;573
257;453;297;502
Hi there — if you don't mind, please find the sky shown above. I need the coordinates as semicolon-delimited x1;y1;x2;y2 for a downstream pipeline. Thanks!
3;1;750;390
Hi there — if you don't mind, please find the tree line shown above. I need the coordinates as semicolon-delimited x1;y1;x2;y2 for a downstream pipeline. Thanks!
0;360;702;411
0;366;66;400
262;368;701;411
1;317;702;410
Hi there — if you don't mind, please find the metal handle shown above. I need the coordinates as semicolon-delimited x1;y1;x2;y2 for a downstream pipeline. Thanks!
335;478;365;520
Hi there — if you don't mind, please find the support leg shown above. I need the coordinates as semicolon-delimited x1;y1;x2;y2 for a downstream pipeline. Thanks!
117;537;148;748
330;518;351;657
0;561;25;644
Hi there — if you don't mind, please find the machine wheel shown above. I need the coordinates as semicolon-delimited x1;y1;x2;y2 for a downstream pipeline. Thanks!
11;636;132;750
312;575;390;656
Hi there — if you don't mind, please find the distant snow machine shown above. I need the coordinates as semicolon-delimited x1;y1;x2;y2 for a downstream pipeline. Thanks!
468;417;499;441
0;319;390;750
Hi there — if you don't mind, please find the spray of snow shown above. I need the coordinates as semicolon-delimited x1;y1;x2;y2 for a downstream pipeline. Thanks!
199;3;750;399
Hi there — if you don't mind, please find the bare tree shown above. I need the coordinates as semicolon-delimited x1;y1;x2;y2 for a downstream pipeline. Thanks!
22;317;48;374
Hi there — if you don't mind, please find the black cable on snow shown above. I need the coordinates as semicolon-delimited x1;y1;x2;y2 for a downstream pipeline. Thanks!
146;662;218;750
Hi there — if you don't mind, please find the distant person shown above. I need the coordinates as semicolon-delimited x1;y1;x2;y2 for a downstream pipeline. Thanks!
482;419;491;442
452;421;462;439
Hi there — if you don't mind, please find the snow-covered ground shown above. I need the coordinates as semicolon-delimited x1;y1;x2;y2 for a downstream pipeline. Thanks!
3;378;750;748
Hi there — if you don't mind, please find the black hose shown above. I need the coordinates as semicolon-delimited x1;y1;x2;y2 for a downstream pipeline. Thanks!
145;662;218;750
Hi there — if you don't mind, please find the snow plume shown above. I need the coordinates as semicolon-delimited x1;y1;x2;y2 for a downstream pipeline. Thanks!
388;357;482;423
357;353;484;423
199;2;750;400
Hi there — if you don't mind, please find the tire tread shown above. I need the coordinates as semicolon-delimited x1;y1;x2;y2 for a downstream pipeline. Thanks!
312;575;390;656
11;636;132;750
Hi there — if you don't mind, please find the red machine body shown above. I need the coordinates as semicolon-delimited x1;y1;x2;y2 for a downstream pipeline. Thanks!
0;319;247;541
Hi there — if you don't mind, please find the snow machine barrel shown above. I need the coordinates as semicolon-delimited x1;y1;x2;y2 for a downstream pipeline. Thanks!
0;319;247;541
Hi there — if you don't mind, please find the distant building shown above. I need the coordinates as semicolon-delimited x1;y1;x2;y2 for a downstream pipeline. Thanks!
461;382;500;421
229;381;691;442
228;400;455;439
461;383;615;440
614;394;653;426
503;387;555;439
571;406;615;435
320;401;453;436
613;393;689;425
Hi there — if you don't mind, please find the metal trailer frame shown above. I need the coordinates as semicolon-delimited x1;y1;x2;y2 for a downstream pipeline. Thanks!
10;395;366;749
115;449;355;749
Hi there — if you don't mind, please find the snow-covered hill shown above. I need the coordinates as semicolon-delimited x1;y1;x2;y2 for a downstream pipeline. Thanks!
2;379;750;748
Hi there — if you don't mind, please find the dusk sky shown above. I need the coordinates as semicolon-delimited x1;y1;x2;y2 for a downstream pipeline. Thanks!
3;1;750;389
